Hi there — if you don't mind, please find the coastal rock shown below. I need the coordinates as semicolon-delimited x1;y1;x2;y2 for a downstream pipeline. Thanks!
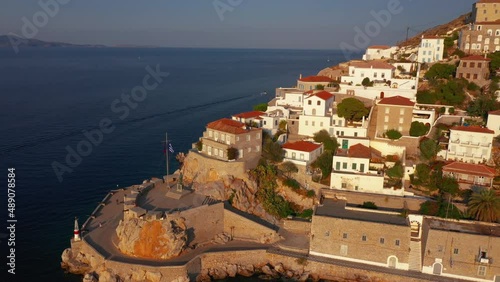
97;270;116;282
209;268;228;280
226;264;238;277
83;272;98;282
145;271;162;282
261;265;279;278
237;265;255;277
195;272;211;282
299;272;310;282
115;217;187;259
274;263;285;274
60;248;92;275
214;232;231;244
171;275;190;282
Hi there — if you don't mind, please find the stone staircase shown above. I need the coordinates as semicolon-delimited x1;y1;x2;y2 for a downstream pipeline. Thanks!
408;239;422;271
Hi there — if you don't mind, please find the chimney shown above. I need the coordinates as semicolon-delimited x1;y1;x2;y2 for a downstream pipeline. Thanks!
299;74;302;79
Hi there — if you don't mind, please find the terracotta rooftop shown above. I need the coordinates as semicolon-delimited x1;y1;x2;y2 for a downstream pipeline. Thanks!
489;109;500;116
207;118;249;134
477;0;500;4
367;45;391;50
298;76;334;82
308;90;334;101
348;144;372;159
450;125;494;134
461;55;491;61
282;141;322;152
378;95;415;107
232;111;265;119
422;35;443;39
350;61;395;70
443;162;496;177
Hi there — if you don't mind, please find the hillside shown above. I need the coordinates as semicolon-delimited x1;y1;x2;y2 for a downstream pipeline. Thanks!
398;13;471;48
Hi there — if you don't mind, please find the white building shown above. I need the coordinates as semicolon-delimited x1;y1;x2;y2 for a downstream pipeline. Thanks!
297;75;334;91
417;36;444;63
282;141;323;166
298;91;335;137
330;144;390;195
232;111;265;125
487;109;500;136
341;61;395;86
447;126;494;164
363;45;398;61
275;90;306;108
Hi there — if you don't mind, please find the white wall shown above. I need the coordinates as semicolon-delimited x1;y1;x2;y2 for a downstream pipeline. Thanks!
337;137;371;149
276;92;304;108
370;140;406;158
417;38;444;63
487;114;500;136
303;95;332;116
283;146;323;166
332;155;370;174
338;85;416;100
298;115;332;137
330;172;385;194
447;130;493;163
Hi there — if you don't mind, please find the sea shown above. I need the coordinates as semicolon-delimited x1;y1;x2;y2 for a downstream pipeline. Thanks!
0;47;355;281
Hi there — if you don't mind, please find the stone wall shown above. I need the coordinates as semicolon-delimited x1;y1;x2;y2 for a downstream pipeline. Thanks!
182;151;250;184
322;189;428;212
283;219;311;233
223;209;279;243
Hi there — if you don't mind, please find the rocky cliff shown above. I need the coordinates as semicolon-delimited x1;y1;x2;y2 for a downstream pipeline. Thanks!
115;217;187;259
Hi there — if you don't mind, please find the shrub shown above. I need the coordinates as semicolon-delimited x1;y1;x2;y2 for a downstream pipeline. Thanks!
439;107;446;114
386;129;402;140
424;63;456;79
416;90;437;104
280;161;298;176
196;140;202;151
362;77;372;87
359;201;378;210
283;178;300;190
386;161;404;179
311;151;334;179
420;139;440;161
306;190;316;198
297;209;313;218
410;121;430;137
467;82;480;91
227;147;238;160
313;130;339;152
315;84;325;90
253;103;268;112
449;107;455;114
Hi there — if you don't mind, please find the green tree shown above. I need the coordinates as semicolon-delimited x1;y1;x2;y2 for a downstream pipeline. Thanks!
385;129;402;140
410;121;430;137
361;77;372;87
196;140;203;151
311;151;334;179
253;103;268;112
439;176;459;197
424;63;457;80
313;130;339;152
315;84;325;90
420;138;440;161
416;90;437;104
279;120;287;132
434;79;467;106
467;94;499;120
467;189;500;222
337;98;369;124
280;161;298;177
262;139;284;162
415;163;431;185
386;161;404;179
488;51;500;74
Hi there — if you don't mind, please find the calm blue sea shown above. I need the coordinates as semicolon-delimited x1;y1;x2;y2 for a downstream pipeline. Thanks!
0;47;353;281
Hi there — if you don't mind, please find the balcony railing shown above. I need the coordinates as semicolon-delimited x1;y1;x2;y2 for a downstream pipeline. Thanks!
481;142;491;147
450;139;460;144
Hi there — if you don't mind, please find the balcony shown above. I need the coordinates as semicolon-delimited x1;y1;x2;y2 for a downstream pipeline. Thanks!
480;258;490;264
481;142;491;147
450;139;460;144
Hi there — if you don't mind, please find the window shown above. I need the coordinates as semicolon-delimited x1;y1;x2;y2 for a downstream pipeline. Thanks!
474;74;478;79
453;248;459;255
381;73;385;78
246;135;250;141
374;72;377;78
383;125;388;131
463;62;467;67
221;134;225;141
317;101;321;106
380;238;385;244
256;146;260;152
488;29;493;36
320;122;323;127
247;147;251;153
400;108;405;115
209;130;213;137
256;133;260;139
385;107;390;114
478;266;486;276
342;162;347;169
395;239;400;246
352;163;357;170
360;163;365;173
478;63;482;68
423;50;427;55
361;72;365;77
305;121;308;126
477;35;483;42
340;245;348;256
292;152;296;159
362;235;367;241
467;73;471;79
399;117;404;123
312;121;315;126
336;162;340;170
385;115;389;122
300;154;304;160
308;100;312;105
343;233;348;239
341;182;347;188
354;132;358;137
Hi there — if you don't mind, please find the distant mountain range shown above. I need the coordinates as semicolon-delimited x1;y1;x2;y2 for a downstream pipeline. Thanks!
0;35;107;48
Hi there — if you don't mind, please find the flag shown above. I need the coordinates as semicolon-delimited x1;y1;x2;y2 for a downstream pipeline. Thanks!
168;143;174;154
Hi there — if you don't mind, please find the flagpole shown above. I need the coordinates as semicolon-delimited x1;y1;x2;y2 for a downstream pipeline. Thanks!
166;132;169;178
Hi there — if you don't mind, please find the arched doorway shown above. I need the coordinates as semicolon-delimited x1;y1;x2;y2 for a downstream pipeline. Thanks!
388;256;398;268
432;262;442;275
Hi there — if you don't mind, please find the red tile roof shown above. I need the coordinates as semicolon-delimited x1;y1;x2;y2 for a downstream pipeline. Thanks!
232;111;265;119
348;144;372;159
283;141;322;152
477;0;500;4
461;55;491;61
350;61;395;70
450;126;494;134
207;118;248;134
367;45;391;50
298;75;334;82
378;96;415;107
308;90;334;101
489;109;500;115
443;162;496;177
422;35;443;39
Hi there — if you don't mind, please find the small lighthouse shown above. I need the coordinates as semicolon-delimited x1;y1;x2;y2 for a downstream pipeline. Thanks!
73;217;81;242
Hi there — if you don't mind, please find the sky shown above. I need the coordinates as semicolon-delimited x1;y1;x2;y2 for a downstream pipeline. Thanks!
0;0;477;50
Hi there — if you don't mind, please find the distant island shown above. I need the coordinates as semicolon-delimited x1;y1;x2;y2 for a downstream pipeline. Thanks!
0;35;106;49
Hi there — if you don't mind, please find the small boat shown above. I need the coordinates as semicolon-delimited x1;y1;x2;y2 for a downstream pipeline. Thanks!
260;91;267;96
